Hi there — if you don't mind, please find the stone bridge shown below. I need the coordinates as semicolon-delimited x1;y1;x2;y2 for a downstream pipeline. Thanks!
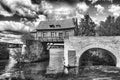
64;36;120;72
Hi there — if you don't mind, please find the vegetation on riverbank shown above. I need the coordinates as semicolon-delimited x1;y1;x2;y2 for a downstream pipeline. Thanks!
0;43;9;60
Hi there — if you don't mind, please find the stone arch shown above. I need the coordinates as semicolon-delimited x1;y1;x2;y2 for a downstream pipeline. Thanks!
78;44;118;67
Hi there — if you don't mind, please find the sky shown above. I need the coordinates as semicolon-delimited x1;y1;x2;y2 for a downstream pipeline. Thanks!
0;0;120;32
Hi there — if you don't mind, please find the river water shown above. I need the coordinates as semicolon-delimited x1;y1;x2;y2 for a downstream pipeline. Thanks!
1;60;120;80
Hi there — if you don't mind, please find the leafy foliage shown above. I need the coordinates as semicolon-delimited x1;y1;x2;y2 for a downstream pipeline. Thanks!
20;33;45;62
21;33;34;45
23;41;44;62
97;15;120;36
0;43;9;60
78;14;96;36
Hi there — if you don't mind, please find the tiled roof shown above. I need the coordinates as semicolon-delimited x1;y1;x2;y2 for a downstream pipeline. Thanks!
37;19;75;30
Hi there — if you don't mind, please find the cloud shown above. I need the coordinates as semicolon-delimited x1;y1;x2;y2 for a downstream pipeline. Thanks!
108;4;120;17
91;17;100;25
0;0;47;32
0;21;34;32
76;2;89;13
0;14;47;32
0;0;39;17
95;4;104;14
41;1;86;20
91;0;98;4
91;17;106;25
0;5;13;16
89;0;113;4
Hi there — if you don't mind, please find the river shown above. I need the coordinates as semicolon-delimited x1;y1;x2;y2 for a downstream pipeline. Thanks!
1;59;120;80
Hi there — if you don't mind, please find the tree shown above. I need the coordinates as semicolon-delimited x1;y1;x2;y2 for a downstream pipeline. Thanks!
78;14;96;36
0;43;9;60
21;33;34;45
97;15;120;36
21;33;45;62
98;16;116;36
24;41;44;62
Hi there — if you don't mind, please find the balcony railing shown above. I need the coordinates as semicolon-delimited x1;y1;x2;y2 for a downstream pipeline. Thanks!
38;36;69;42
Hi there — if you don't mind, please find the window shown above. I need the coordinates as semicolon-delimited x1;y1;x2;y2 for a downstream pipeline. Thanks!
56;25;61;27
42;32;47;37
65;31;69;37
50;25;61;28
49;25;55;28
51;32;56;37
59;32;63;38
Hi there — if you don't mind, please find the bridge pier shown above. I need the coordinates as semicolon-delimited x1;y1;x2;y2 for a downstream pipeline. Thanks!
47;47;64;74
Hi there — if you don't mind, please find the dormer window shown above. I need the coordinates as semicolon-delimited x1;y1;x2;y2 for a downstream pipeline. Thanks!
50;25;55;28
56;25;61;27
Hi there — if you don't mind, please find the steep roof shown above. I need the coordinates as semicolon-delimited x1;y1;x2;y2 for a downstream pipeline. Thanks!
37;19;75;30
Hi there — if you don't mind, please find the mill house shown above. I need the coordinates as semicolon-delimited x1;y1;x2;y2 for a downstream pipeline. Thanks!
31;18;78;42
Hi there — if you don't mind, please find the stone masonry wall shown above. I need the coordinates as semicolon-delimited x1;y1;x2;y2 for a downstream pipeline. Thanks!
64;36;120;68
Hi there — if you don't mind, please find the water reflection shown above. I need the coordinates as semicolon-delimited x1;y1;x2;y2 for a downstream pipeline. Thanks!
14;60;49;74
5;56;17;73
0;60;8;75
1;47;120;80
78;66;120;80
0;58;49;79
13;60;49;80
1;60;120;80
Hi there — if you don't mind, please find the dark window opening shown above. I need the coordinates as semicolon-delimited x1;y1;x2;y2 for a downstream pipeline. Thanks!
56;25;61;27
50;25;55;28
59;32;63;38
